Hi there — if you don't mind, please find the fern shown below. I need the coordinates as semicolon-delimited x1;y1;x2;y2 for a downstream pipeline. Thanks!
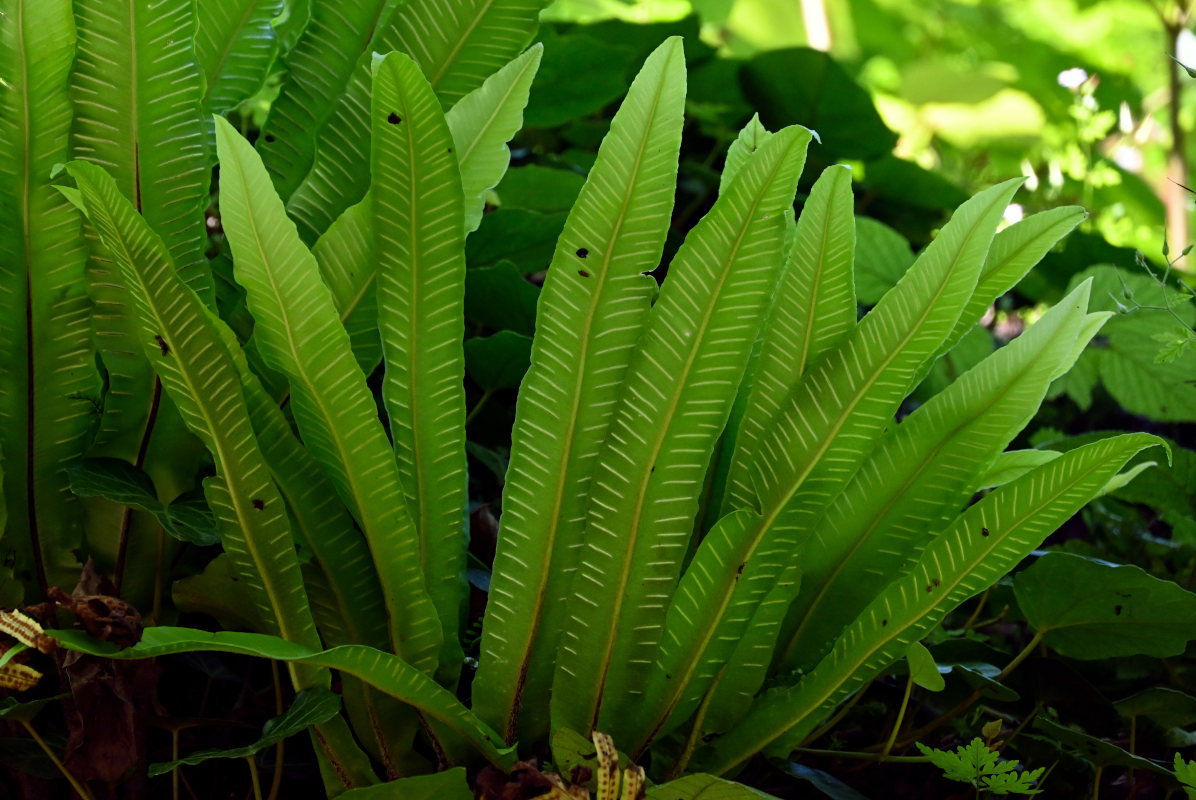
917;738;1044;796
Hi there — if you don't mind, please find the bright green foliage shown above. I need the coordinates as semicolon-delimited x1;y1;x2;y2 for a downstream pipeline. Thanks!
473;37;687;745
0;6;1179;797
0;0;94;598
916;738;1044;795
1174;753;1196;799
371;51;470;680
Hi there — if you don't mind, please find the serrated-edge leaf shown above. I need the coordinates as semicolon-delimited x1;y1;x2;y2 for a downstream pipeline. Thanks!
372;52;470;681
213;116;442;673
472;37;686;745
700;433;1165;774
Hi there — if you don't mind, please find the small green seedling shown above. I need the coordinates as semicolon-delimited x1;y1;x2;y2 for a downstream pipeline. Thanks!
917;737;1044;796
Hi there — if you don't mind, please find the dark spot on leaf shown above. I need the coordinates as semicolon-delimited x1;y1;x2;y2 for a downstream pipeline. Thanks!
447;147;453;153
736;563;745;576
981;527;990;537
264;134;275;143
252;498;265;510
155;335;169;355
665;674;671;680
1114;605;1123;616
933;578;940;587
927;584;934;592
882;619;888;627
388;112;402;124
578;270;590;278
576;247;589;258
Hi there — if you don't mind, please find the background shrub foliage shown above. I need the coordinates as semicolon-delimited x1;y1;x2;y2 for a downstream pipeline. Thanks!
0;1;1193;798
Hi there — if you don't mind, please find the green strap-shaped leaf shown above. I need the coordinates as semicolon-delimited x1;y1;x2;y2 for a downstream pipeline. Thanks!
312;196;381;373
51;626;515;770
257;0;395;200
195;0;287;113
307;46;543;377
472;37;686;746
214;116;442;674
71;0;211;303
372;52;470;681
228;336;389;651
774;280;1098;673
67;160;318;653
446;44;543;233
721;164;856;514
633;181;1019;752
0;0;95;598
699;432;1166;774
945;205;1086;352
554;124;814;745
284;0;548;243
719;113;772;194
702;563;802;734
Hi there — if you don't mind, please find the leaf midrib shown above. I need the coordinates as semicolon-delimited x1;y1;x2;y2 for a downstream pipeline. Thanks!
595;135;800;731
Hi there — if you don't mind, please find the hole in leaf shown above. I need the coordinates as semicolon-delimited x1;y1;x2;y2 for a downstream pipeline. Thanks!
252;499;265;510
388;112;402;124
576;247;589;258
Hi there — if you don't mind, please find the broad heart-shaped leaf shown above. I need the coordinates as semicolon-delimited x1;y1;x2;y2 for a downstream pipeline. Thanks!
635;181;1020;753
0;0;94;598
697;433;1165;775
645;773;777;800
213;116;443;675
149;688;342;775
283;0;548;243
465;331;533;391
772;281;1097;674
905;641;945;692
66;160;320;654
472;37;686;747
1013;552;1196;659
1116;687;1196;730
554;123;813;746
372;52;470;683
195;0;287;113
257;0;395;202
338;768;472;799
446;44;543;233
721;164;856;514
51;627;515;770
67;459;219;547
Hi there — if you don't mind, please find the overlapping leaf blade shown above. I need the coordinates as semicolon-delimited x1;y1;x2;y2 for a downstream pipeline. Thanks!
372;52;470;680
472;37;686;746
257;0;395;200
446;44;543;233
214;116;442;674
67;160;318;654
553;124;813;745
52;626;515;769
774;281;1098;673
284;0;548;243
0;0;94;598
700;433;1165;774
638;181;1020;753
195;0;287;113
721;164;856;514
